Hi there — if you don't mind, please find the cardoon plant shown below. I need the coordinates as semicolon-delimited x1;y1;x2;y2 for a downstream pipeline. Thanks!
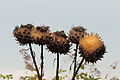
47;31;70;80
31;25;50;80
68;26;87;77
72;33;106;80
13;24;41;80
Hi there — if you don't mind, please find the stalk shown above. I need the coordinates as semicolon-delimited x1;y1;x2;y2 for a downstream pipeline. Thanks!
56;53;59;80
29;43;41;80
40;45;44;80
72;58;84;80
73;44;79;76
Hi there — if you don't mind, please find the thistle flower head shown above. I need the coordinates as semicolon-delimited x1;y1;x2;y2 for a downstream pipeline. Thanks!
79;33;106;63
69;26;87;44
13;24;34;45
31;26;50;45
47;31;70;54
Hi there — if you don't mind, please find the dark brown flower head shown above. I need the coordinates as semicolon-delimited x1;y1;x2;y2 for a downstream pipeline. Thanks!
79;33;106;63
69;26;87;44
31;26;50;45
47;31;70;54
13;24;34;45
36;25;49;32
53;30;67;38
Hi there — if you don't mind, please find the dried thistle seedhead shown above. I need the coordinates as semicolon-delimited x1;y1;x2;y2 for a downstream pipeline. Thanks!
13;24;34;45
69;26;87;44
47;31;70;54
31;25;50;45
36;25;50;32
79;33;106;63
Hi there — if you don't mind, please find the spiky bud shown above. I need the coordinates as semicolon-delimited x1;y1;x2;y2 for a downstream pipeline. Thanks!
13;24;34;45
31;26;50;45
79;33;106;63
69;26;87;44
47;31;70;54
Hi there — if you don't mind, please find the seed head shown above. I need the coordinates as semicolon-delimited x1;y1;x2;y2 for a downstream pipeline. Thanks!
69;26;87;44
79;33;106;63
31;26;50;45
13;24;34;45
47;31;70;54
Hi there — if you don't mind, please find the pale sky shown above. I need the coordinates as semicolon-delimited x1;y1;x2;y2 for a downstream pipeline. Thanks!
0;0;120;79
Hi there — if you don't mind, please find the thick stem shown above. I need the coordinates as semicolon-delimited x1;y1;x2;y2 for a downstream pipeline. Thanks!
56;53;59;80
72;58;84;80
40;45;44;80
73;44;78;76
29;43;41;80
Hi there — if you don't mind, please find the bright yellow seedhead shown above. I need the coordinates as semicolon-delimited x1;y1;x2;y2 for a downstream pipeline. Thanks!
47;31;70;54
79;33;106;63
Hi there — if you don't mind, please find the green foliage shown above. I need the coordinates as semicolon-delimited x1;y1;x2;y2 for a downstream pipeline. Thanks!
80;62;88;70
20;76;35;80
20;74;38;80
0;74;13;80
20;74;48;80
58;69;67;74
75;72;100;80
75;62;101;80
52;69;68;80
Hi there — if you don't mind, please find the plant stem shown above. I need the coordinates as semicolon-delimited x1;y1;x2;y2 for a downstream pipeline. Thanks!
40;45;44;80
56;53;59;80
72;58;84;80
73;44;78;76
29;43;41;80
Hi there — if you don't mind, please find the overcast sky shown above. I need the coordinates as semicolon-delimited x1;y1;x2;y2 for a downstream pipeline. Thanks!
0;0;120;79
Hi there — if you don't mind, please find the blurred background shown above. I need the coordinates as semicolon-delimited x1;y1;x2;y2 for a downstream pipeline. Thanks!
0;0;120;79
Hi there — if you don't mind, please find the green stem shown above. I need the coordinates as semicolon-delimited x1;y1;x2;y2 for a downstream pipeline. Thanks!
72;58;84;80
29;43;41;80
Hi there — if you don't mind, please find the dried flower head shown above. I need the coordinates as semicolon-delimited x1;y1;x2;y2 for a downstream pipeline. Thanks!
69;26;87;44
47;31;70;54
31;26;50;45
13;24;34;45
79;33;106;63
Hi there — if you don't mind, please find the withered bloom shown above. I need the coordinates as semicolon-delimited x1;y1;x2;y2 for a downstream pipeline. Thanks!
79;33;106;63
47;31;70;54
31;26;50;80
13;24;34;45
69;26;87;44
47;30;70;80
13;24;43;80
69;26;87;76
31;26;50;45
